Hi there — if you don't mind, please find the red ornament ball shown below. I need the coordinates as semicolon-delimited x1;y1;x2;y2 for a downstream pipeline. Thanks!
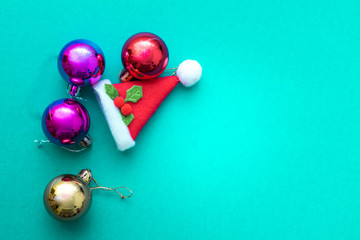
114;97;125;108
121;32;169;81
121;104;132;116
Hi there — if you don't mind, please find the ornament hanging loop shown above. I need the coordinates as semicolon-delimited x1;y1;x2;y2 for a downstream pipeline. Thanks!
165;67;178;76
166;67;178;70
90;176;133;199
34;139;50;147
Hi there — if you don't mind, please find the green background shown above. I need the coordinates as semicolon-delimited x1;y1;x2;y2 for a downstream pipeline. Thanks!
0;0;359;239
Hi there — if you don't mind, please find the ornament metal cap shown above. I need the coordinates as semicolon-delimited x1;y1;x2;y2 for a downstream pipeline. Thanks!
119;68;133;82
77;169;92;184
67;84;81;97
79;135;92;149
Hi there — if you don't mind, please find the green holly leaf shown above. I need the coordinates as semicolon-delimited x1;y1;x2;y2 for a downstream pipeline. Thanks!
105;84;119;100
125;85;143;103
120;112;134;126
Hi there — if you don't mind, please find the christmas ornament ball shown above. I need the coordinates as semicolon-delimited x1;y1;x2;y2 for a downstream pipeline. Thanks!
42;98;90;146
44;170;92;221
58;39;105;95
120;32;168;81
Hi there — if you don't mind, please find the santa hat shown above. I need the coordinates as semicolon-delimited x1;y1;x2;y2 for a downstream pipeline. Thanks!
93;60;202;151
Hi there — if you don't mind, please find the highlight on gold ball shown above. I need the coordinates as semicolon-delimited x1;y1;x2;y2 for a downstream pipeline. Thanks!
43;169;132;221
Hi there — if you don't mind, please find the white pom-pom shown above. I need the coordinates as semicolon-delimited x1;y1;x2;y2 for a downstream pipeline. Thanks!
176;60;202;87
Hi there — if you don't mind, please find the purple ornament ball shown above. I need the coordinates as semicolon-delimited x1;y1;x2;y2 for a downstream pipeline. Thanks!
42;98;90;147
58;39;105;96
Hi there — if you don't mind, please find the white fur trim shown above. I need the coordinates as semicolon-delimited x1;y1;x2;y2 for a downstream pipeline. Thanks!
93;79;135;151
176;60;202;87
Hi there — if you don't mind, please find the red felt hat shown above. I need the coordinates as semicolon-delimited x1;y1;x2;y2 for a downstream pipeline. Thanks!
93;60;202;151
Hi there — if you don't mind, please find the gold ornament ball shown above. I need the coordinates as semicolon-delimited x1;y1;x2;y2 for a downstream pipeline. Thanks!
43;172;92;221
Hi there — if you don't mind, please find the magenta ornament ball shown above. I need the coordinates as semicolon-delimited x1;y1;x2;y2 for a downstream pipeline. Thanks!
58;39;105;96
42;98;90;146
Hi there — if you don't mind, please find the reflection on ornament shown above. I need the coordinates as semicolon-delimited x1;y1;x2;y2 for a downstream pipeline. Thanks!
119;32;168;82
58;39;105;97
41;98;91;152
44;169;132;221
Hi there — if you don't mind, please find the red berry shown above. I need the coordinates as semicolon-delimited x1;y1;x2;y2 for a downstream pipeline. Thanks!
114;97;125;108
121;104;132;116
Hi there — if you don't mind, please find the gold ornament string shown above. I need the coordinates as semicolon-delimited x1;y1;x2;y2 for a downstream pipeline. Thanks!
90;176;133;199
165;67;178;76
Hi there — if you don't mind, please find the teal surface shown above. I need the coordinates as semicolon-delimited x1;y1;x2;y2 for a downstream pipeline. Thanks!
0;0;360;239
